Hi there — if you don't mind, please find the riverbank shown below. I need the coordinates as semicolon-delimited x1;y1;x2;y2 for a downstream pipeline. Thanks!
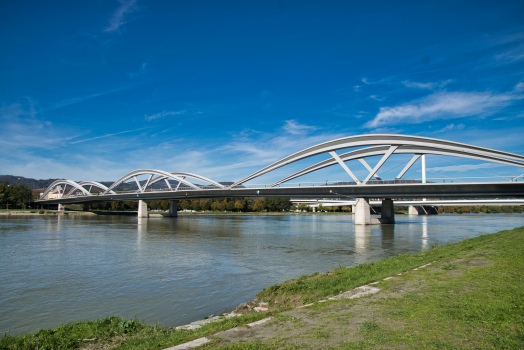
2;225;523;349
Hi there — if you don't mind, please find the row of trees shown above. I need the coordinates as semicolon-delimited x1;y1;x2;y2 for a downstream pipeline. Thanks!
0;182;35;209
90;197;293;212
437;206;523;214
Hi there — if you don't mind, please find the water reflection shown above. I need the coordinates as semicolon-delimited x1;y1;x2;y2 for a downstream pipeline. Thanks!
380;224;395;251
421;216;429;250
354;224;370;252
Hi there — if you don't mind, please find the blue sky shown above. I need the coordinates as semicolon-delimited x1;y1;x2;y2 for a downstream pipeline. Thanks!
1;0;524;185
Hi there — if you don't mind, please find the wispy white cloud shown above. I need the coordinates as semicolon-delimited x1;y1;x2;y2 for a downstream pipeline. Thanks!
282;120;317;135
428;163;502;173
365;86;524;128
369;95;383;101
144;110;186;121
402;79;452;90
103;0;139;33
494;49;524;64
70;128;147;144
435;123;465;133
128;61;147;78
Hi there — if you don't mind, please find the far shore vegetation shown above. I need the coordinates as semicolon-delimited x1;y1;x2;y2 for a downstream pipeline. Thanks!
2;226;524;349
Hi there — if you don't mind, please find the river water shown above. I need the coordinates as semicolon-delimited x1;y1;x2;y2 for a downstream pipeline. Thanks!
1;213;522;335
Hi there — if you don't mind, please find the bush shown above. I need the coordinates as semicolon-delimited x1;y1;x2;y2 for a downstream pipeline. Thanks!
38;210;45;214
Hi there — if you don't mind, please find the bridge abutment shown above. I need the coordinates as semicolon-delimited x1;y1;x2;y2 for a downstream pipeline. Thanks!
138;200;148;218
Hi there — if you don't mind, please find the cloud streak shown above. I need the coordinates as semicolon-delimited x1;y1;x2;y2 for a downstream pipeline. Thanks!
104;0;139;33
282;120;318;135
365;88;524;128
70;127;146;144
144;110;186;121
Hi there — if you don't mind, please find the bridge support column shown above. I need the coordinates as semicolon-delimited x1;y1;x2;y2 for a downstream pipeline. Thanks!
168;200;178;217
83;203;89;211
408;205;418;215
409;205;438;215
138;200;148;218
381;198;395;224
352;204;356;214
58;204;65;211
354;198;371;225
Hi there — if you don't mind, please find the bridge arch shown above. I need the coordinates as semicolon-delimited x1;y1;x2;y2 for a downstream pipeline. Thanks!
64;181;116;197
40;180;92;199
230;134;524;187
103;169;202;194
147;172;225;189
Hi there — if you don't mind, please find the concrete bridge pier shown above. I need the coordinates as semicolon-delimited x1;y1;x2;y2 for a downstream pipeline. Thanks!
58;204;65;211
381;198;395;224
354;198;371;225
355;198;395;225
138;200;148;218
168;200;178;217
409;205;438;215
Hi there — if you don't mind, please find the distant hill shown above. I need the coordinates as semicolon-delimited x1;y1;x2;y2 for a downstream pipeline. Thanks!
0;175;232;191
0;175;62;189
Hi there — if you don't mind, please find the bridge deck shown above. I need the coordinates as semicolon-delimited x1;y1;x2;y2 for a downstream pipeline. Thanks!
36;182;524;205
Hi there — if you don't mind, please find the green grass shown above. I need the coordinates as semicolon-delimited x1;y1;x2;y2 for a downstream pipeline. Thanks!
0;313;273;350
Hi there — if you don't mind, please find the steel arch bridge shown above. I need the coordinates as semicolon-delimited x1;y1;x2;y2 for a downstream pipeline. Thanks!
36;134;524;205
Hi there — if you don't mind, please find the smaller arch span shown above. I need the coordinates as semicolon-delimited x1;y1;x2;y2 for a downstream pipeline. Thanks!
147;172;226;189
65;181;116;197
40;180;92;199
104;169;201;194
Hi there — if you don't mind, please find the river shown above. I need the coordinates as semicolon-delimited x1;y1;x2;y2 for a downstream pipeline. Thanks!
0;213;522;335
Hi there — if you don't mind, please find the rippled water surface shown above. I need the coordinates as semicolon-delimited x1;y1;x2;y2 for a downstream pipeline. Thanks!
1;213;523;335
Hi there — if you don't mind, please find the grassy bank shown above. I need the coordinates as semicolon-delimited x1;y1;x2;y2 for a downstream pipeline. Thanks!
0;314;272;350
2;226;523;349
211;226;524;349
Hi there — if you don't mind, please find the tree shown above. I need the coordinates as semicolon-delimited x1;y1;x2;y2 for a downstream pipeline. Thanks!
298;203;308;212
226;200;236;211
191;200;200;211
4;183;33;209
318;204;324;212
265;197;291;212
179;200;190;210
234;199;244;212
253;198;265;211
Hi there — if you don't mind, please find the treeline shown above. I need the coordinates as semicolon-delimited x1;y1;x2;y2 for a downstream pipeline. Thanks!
90;197;293;212
0;182;35;209
437;206;523;214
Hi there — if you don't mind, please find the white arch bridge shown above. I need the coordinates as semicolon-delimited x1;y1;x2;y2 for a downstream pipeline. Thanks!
36;134;524;224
